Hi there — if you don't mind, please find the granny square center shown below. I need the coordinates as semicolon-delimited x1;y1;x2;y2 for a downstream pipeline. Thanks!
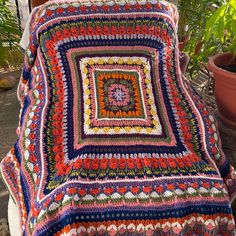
94;70;145;119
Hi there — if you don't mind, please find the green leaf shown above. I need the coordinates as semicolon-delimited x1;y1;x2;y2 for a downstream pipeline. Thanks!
215;16;225;42
230;0;236;11
205;4;227;40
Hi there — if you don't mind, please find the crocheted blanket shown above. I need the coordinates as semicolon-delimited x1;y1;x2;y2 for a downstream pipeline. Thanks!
1;0;236;235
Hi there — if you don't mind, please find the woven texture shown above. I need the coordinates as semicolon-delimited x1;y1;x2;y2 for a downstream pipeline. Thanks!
1;0;236;235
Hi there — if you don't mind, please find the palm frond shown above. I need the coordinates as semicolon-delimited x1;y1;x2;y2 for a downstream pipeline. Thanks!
0;0;22;69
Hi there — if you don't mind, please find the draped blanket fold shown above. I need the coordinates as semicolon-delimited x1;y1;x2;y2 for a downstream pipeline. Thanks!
1;0;236;235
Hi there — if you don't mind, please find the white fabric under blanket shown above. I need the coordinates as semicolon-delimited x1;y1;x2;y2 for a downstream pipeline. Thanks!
20;7;39;50
8;197;21;236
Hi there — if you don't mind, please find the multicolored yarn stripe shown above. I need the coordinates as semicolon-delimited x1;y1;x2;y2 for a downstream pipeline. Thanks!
1;0;236;235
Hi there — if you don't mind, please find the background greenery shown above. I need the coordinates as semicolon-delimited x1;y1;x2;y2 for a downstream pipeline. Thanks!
0;0;22;70
178;0;236;77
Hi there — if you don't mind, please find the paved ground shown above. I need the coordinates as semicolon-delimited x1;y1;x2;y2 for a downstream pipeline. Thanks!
0;70;235;235
0;71;21;236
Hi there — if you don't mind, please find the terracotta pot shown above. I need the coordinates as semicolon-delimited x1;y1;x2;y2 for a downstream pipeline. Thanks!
178;42;186;51
31;0;48;8
208;53;236;128
178;34;191;51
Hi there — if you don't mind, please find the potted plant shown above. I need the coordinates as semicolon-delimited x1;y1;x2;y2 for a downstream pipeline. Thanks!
177;0;194;50
176;0;226;78
0;0;22;89
177;0;215;52
206;0;236;127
